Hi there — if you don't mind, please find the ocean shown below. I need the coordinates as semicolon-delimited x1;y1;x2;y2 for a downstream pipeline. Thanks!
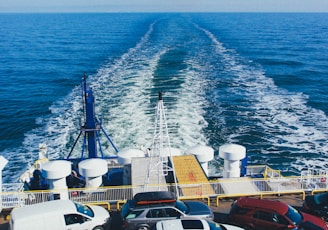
0;13;328;183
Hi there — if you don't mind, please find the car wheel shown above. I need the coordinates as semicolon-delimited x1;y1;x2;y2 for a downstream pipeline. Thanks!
137;226;149;230
92;226;104;230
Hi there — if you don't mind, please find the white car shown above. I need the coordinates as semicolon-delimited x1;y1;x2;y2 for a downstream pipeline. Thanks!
9;200;110;230
154;218;245;230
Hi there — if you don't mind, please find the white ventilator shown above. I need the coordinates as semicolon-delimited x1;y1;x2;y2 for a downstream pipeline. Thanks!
42;160;71;200
79;158;108;188
219;144;246;178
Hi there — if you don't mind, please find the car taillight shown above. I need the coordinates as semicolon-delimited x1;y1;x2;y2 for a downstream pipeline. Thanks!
287;225;297;230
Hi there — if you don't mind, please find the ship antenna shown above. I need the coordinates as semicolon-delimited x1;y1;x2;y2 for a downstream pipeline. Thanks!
144;92;179;197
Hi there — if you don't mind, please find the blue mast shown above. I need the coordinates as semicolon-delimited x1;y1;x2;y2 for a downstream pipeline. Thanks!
66;73;118;159
84;86;97;158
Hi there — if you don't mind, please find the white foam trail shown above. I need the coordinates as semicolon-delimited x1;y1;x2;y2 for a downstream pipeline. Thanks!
89;21;210;152
94;48;168;150
162;60;209;150
1;20;161;182
46;20;164;156
2;17;212;183
198;24;328;172
228;63;328;155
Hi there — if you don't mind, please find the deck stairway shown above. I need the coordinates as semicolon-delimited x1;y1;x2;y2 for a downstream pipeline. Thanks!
172;155;214;196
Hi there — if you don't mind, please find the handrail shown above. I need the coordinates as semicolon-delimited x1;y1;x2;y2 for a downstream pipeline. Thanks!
116;200;127;210
85;201;111;211
1;174;328;211
178;196;211;207
310;189;328;195
216;193;261;206
215;190;305;206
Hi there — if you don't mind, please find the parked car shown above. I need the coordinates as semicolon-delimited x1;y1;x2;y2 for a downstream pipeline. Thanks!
121;191;214;230
154;218;245;230
303;192;328;220
228;197;328;230
9;199;110;230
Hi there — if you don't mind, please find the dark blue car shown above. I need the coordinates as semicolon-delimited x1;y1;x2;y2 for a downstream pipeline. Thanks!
303;192;328;221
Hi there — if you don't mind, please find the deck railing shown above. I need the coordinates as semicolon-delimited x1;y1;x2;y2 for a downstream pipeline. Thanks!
1;173;328;210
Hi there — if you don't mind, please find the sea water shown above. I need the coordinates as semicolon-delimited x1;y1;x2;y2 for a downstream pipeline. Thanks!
0;13;328;182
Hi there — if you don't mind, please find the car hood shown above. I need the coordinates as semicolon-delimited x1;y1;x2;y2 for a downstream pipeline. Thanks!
185;201;213;216
301;211;327;229
90;205;110;220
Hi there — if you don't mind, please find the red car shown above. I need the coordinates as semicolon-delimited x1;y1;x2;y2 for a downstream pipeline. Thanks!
229;197;328;230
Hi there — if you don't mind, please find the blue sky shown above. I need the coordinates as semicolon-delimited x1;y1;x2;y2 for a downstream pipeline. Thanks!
1;0;328;13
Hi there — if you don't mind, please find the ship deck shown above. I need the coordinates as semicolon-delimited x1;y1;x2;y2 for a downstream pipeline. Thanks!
1;156;327;228
0;193;306;230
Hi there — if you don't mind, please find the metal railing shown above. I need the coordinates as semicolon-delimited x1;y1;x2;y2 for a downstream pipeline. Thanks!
1;173;328;211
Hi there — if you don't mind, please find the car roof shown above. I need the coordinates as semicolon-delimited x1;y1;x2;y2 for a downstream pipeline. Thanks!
132;191;177;207
131;201;177;209
11;200;77;220
134;191;177;203
236;197;288;214
156;219;209;230
126;198;180;210
315;192;328;199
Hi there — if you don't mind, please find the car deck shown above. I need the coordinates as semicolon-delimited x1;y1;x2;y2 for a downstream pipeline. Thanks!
0;193;307;230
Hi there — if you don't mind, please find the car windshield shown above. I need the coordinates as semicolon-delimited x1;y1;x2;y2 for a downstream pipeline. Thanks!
126;210;144;219
285;205;302;225
74;202;94;217
181;219;205;229
175;200;189;214
207;220;224;230
314;193;328;205
121;200;135;218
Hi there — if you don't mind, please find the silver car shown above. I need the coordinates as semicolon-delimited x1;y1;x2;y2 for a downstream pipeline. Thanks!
154;218;245;230
121;192;214;230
